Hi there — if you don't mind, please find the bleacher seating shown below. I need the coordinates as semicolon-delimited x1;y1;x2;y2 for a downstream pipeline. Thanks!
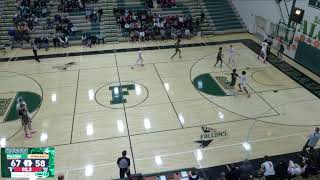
200;0;246;34
0;0;248;48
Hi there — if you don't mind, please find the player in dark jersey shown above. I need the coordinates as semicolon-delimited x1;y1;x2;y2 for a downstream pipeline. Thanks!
214;47;224;67
230;69;238;95
171;38;182;59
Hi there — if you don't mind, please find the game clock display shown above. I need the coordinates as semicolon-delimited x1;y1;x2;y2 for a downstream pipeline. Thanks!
1;147;55;178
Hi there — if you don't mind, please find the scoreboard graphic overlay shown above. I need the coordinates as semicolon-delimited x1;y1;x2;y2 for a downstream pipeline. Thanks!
1;147;55;178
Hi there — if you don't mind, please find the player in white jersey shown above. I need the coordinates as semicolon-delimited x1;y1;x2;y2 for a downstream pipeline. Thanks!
228;45;239;67
257;42;268;63
260;156;275;180
238;71;250;97
131;48;144;69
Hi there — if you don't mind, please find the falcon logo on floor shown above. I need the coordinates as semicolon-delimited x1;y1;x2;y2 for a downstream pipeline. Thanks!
195;126;228;148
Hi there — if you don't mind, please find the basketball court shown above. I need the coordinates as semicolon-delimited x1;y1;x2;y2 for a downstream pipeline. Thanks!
0;35;319;179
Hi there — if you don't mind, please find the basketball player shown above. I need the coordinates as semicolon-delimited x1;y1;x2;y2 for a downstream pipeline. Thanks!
18;103;36;138
131;48;144;69
228;45;239;67
257;41;268;63
229;69;238;95
238;71;250;97
214;47;223;67
171;38;181;59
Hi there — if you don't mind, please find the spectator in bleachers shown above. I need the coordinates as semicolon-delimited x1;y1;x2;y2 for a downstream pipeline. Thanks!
239;159;254;180
90;11;98;24
53;35;60;47
54;14;62;23
85;8;92;19
226;164;240;179
96;32;105;44
70;25;77;36
59;35;68;48
98;8;103;22
46;17;54;29
41;7;48;17
201;11;204;23
145;0;153;8
188;170;199;180
275;160;288;180
40;35;49;50
113;8;194;42
287;160;305;177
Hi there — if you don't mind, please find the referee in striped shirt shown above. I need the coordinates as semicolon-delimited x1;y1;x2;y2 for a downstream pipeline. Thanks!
117;150;131;179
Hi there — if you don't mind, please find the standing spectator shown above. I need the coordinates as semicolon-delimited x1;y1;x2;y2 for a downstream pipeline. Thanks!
302;127;320;152
200;11;204;23
277;37;284;60
185;28;190;39
260;156;275;180
98;8;103;22
117;150;131;179
32;42;40;62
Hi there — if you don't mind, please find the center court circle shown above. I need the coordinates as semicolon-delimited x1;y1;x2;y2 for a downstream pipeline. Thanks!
95;81;149;109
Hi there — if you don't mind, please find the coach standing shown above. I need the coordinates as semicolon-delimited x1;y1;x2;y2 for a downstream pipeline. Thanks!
117;150;131;179
302;127;320;152
32;42;40;62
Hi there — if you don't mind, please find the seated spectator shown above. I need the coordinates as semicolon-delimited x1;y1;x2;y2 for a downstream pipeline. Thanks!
275;160;288;180
53;35;60;47
59;35;68;48
287;160;305;177
54;14;62;23
188;170;199;180
63;16;70;24
85;8;92;19
160;28;165;40
46;17;54;29
41;7;47;17
81;34;88;46
239;159;254;180
96;32;104;44
139;29;145;41
90;35;97;45
226;164;240;180
70;25;77;36
40;35;49;50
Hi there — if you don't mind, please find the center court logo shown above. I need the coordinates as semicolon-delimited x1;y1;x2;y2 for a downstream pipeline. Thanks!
109;84;135;105
195;126;228;148
95;81;149;109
